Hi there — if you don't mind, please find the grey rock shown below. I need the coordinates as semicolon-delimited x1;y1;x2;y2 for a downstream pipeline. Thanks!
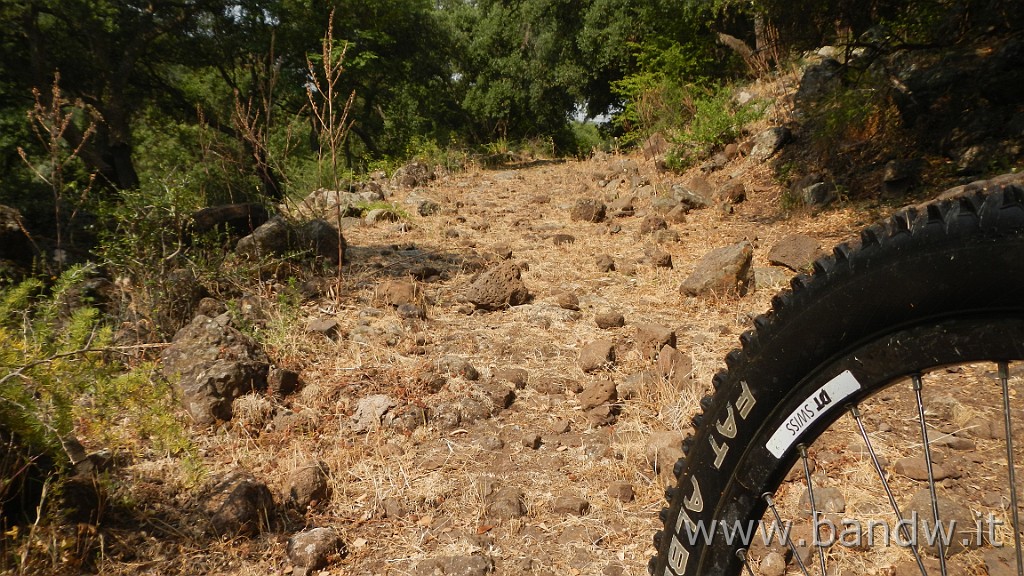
463;261;530;310
753;267;790;290
397;303;427;319
351;394;396;433
579;340;616;373
801;182;837;208
416;556;494;576
679;242;754;297
578;376;617;409
665;204;688;224
236;216;344;265
595;312;625;329
650;196;681;214
486;486;526;519
617;371;656;400
288;527;344;571
161;315;270;426
305;317;339;337
671;184;711;211
893;455;961;481
798;486;846;514
607;481;635;503
202;470;274;538
570;198;607;223
268;367;301;397
492;367;529;389
288;462;331;510
636;323;676;360
758;551;786;576
552;494;590;516
656;345;693;388
440;356;480;380
903;489;978;555
646;431;685;475
639;215;667;235
748;127;791;162
768;234;821;272
643;246;672;268
595;254;616;272
555;291;581;310
377;279;419;306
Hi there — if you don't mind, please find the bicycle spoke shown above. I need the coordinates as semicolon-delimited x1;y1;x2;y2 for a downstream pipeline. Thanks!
736;548;756;576
850;404;929;575
799;444;828;576
999;361;1024;576
764;493;811;576
913;374;948;574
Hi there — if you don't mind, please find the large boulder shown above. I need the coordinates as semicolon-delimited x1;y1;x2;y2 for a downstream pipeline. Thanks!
161;314;270;426
680;242;754;297
236;216;345;265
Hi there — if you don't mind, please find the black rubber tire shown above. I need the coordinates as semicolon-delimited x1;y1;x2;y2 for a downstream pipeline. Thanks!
651;176;1024;576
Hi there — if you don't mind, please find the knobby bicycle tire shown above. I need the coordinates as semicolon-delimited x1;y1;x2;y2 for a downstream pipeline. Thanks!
651;175;1024;576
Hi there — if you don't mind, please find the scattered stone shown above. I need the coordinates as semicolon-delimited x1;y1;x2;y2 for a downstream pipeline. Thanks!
639;215;667;235
608;195;635;217
643;246;673;268
679;241;753;297
748;127;791;162
378;279;419;306
305;317;339;337
552;494;590;516
288;527;344;572
586;404;618;427
650;196;681;214
579;340;616;373
723;143;740;160
288;462;331;510
440;356;480;380
700;152;729;172
551;233;576;245
768;234;821;272
595;254;616;272
161;314;270;426
753;267;790;291
382;498;408;519
758;551;786;576
636;324;676;361
671;183;711;211
800;182;837;208
595;312;625;329
463;261;531;311
893;455;961;481
397;303;427;319
555;291;580;310
798;486;846;515
646;431;685;475
416;556;493;576
607;481;634;503
492;368;529;389
985;548;1018;576
485;486;526;519
656;345;693;388
268;367;301;397
618;371;656;400
578;376;617;409
719;181;746;204
652;230;680;246
902;489;978;555
236;216;345;265
570;198;607;223
364;208;400;224
351;395;397;433
202;470;274;538
665;204;688;224
393;161;435;188
931;435;976;451
476;435;505;451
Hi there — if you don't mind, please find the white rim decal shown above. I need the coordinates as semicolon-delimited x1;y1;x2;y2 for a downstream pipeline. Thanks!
766;370;862;459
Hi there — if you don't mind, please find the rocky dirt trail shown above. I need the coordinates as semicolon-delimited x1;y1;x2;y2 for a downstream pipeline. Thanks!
132;151;874;576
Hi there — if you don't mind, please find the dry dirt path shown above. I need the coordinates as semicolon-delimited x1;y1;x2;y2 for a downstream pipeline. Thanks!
173;153;870;576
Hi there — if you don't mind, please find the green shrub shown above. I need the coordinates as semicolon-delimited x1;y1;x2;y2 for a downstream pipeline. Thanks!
666;86;764;171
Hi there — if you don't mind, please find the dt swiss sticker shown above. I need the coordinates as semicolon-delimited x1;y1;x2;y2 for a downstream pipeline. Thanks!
766;370;861;458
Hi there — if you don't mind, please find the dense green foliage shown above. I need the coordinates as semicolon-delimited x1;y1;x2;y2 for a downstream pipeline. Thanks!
0;0;1018;227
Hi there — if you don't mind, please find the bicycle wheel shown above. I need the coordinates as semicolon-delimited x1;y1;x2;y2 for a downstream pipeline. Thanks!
651;176;1024;576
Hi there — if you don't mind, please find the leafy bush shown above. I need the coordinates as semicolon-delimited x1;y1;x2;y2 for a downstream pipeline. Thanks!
666;86;765;170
